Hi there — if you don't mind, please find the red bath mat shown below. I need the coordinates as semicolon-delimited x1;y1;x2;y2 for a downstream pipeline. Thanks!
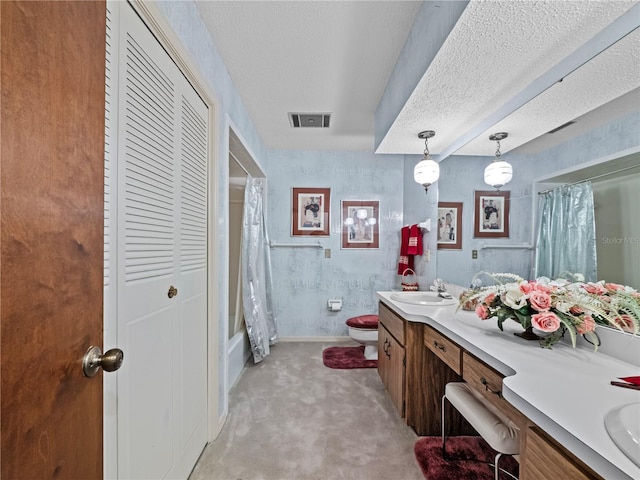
414;436;519;480
322;346;377;369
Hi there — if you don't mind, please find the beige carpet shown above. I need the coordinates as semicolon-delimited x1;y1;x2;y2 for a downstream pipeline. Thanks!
189;341;425;480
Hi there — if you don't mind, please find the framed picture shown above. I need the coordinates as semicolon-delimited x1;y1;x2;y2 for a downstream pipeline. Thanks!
341;200;379;249
437;202;463;250
474;190;510;238
292;187;331;236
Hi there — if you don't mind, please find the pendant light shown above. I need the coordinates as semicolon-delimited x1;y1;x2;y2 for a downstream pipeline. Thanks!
414;130;439;194
484;132;512;190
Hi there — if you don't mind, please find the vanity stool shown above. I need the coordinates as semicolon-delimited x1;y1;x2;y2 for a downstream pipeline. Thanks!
442;382;520;480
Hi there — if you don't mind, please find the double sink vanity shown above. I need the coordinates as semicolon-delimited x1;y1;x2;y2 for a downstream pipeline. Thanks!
376;289;640;480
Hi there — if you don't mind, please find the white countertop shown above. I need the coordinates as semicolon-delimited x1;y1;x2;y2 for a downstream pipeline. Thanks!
377;290;640;480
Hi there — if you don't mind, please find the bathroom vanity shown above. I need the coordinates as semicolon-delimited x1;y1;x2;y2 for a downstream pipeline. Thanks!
377;291;640;480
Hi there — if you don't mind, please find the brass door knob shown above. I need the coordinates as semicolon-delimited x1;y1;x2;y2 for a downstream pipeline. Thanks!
82;346;124;378
168;285;178;298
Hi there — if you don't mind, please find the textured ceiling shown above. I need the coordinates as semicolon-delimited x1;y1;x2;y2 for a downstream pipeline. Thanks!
377;0;640;156
196;1;640;157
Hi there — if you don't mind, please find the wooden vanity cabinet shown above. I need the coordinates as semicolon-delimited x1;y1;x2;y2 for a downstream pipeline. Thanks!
378;302;471;435
521;425;601;480
378;321;405;417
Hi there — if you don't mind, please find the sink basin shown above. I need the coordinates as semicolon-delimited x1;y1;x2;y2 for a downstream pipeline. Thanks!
390;291;457;306
604;402;640;467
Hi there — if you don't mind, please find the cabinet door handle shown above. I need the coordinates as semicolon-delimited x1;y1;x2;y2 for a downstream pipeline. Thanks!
480;377;502;397
433;340;446;352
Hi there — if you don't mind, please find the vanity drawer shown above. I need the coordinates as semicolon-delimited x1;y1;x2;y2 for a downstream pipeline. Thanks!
379;302;405;344
462;351;526;427
424;326;461;375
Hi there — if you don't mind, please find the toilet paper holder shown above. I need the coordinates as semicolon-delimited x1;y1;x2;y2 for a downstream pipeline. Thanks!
327;299;342;311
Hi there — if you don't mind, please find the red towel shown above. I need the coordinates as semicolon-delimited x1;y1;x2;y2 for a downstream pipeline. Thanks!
398;226;414;274
407;224;423;255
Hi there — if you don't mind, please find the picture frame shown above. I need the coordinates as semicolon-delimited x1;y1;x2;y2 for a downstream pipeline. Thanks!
437;202;463;250
473;190;510;238
291;187;331;236
341;200;379;249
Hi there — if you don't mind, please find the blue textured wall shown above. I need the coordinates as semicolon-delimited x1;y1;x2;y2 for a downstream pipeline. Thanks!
265;150;404;337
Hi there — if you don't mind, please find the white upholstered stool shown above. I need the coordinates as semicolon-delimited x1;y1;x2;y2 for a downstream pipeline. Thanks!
442;382;520;480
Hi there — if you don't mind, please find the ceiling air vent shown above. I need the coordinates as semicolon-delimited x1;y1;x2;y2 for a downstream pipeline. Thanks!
289;113;331;128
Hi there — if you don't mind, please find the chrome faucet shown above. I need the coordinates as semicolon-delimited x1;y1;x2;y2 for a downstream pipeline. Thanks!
431;278;446;293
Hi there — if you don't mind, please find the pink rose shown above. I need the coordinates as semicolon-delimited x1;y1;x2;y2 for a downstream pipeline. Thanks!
615;314;635;332
531;312;561;332
475;304;490;320
484;293;497;306
582;282;607;295
534;283;554;294
569;306;584;315
633;292;640;299
576;315;596;334
529;291;552;312
519;281;534;295
605;283;624;291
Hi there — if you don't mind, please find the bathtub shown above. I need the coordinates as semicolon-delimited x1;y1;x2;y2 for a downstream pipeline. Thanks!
228;329;251;389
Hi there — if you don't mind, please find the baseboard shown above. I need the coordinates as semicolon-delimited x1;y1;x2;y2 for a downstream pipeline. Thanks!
277;336;352;343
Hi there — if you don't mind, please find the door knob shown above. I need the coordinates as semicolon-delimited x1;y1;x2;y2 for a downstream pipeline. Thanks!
82;346;124;378
168;285;178;298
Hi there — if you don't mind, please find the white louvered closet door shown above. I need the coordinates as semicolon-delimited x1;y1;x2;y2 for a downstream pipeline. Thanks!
114;4;208;479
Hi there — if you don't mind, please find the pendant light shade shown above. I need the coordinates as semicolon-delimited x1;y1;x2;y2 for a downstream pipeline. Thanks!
484;160;512;188
485;132;512;190
414;130;439;194
414;158;440;185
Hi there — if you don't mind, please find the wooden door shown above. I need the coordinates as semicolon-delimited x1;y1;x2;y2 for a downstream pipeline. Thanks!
1;2;106;479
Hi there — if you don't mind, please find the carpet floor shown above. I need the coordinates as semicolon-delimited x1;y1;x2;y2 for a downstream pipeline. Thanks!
322;345;377;369
414;436;519;480
188;341;424;480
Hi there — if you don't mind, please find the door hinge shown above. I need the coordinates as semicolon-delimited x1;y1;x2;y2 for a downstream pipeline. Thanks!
403;354;406;367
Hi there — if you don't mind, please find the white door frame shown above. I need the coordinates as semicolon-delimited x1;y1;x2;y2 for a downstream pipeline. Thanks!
104;1;221;477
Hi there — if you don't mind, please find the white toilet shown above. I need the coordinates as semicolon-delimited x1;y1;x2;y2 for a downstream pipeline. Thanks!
346;314;379;360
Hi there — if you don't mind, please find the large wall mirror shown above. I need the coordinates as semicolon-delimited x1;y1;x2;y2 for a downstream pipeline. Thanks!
534;147;640;333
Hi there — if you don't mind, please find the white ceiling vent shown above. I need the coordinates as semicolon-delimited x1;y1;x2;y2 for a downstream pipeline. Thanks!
289;113;331;128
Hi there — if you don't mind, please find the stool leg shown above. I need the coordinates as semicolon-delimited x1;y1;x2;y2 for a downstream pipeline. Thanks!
441;394;447;459
494;452;502;480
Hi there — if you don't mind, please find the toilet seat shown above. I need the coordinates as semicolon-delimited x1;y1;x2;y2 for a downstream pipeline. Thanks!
346;315;379;360
346;314;379;329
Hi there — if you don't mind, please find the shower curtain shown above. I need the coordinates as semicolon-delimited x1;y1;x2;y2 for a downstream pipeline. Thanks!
534;181;597;281
241;176;277;363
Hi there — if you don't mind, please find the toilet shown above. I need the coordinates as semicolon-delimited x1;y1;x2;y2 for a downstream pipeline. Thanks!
346;314;379;360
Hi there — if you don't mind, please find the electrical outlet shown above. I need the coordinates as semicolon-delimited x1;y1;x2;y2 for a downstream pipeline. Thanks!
324;248;331;258
472;249;478;259
424;249;430;262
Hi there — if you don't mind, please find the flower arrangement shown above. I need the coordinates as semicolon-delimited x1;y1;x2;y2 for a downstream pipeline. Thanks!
458;272;640;349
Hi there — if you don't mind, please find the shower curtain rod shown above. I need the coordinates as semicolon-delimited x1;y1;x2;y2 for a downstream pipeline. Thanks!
538;163;640;195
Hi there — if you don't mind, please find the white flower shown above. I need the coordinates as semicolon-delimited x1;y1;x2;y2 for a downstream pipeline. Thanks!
554;301;572;313
536;276;551;285
502;289;527;309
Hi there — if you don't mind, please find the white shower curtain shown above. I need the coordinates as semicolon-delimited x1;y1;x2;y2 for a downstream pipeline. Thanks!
534;181;597;281
241;176;277;363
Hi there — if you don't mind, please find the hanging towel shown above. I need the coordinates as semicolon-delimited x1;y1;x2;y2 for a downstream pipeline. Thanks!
398;226;414;274
407;224;423;256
